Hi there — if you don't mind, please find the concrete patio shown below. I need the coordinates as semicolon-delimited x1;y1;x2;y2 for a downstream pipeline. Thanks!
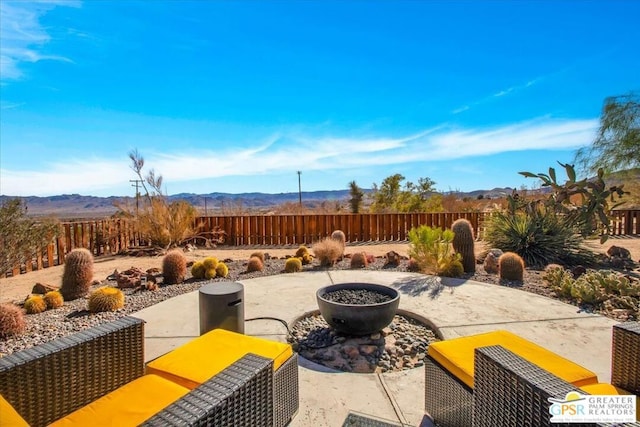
132;270;618;426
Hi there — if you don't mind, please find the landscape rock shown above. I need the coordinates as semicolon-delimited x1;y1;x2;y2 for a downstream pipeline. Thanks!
483;252;499;274
607;245;631;259
384;251;401;267
288;312;438;373
31;282;59;295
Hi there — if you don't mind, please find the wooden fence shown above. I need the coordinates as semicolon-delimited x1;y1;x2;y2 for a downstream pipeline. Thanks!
196;212;487;246
4;210;639;277
4;219;144;277
610;210;640;236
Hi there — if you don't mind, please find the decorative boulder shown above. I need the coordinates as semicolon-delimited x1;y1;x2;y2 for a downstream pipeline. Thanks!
32;282;59;295
384;251;401;267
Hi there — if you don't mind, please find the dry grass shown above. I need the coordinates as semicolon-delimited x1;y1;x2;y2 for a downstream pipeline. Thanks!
313;237;344;266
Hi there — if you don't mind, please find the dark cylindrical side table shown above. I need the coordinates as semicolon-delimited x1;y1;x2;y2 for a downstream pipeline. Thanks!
199;282;244;335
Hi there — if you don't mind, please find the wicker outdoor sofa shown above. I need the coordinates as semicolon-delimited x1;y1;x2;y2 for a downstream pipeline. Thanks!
425;321;640;427
0;316;299;427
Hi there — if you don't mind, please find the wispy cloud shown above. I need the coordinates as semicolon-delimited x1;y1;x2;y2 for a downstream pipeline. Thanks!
0;101;26;110
0;117;598;197
0;1;79;81
452;77;542;114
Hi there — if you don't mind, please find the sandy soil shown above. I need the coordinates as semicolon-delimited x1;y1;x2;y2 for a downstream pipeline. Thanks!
1;239;639;304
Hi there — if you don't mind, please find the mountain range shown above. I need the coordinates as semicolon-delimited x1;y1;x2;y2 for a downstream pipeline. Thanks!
0;187;518;219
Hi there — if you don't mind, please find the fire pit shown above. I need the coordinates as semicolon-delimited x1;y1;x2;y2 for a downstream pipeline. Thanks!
316;283;400;335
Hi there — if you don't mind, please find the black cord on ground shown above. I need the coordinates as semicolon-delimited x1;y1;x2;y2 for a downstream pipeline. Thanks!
245;316;291;336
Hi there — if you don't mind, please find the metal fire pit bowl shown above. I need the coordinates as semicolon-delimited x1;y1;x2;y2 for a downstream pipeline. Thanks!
316;283;400;336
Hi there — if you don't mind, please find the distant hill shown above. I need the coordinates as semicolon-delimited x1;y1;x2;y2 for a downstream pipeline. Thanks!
4;170;636;219
0;187;523;219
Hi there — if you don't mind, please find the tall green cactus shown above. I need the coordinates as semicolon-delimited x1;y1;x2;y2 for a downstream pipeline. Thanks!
451;218;476;273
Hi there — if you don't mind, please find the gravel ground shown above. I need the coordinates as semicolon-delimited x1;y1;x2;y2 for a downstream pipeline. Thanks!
1;245;638;357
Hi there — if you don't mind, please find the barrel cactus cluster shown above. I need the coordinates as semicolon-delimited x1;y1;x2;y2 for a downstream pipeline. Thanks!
191;256;228;279
44;291;64;309
23;295;47;314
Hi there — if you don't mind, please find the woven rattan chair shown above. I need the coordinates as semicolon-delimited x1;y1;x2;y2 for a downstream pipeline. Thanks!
425;322;640;427
0;316;290;427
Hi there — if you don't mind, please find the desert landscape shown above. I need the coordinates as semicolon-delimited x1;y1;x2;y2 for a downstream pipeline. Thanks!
1;238;638;305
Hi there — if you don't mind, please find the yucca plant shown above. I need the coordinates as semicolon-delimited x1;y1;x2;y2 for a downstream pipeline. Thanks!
484;207;594;267
408;225;462;276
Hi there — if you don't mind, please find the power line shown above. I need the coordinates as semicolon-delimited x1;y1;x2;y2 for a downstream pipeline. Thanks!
297;171;302;206
129;179;143;214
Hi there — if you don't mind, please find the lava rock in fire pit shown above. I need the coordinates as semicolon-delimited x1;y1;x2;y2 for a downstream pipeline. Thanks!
321;289;393;305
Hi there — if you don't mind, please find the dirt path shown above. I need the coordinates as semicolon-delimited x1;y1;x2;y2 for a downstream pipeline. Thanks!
1;239;638;304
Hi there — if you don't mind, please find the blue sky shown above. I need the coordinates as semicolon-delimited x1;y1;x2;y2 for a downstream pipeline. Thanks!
1;0;638;198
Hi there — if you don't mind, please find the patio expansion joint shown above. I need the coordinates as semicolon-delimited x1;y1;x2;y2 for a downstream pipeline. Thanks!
436;314;606;330
376;372;408;426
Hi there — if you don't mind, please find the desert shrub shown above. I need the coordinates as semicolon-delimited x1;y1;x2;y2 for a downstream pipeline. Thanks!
60;248;94;301
117;151;200;248
88;287;125;313
215;262;229;278
44;291;64;309
350;252;368;269
438;258;464;278
250;252;265;263
407;225;461;276
162;249;187;284
0;303;26;338
407;258;421;272
247;256;264;272
312;237;344;267
498;252;525;281
0;198;61;277
191;261;205;279
295;246;309;258
451;218;476;273
202;257;219;270
136;199;197;248
285;257;303;273
24;295;47;314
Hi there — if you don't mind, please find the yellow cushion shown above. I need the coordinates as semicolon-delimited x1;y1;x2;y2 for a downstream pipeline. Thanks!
428;330;598;389
146;328;293;390
0;394;29;427
49;375;189;427
580;383;639;421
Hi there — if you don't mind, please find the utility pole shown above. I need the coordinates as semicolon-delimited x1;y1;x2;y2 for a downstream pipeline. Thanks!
129;179;143;214
297;171;302;206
